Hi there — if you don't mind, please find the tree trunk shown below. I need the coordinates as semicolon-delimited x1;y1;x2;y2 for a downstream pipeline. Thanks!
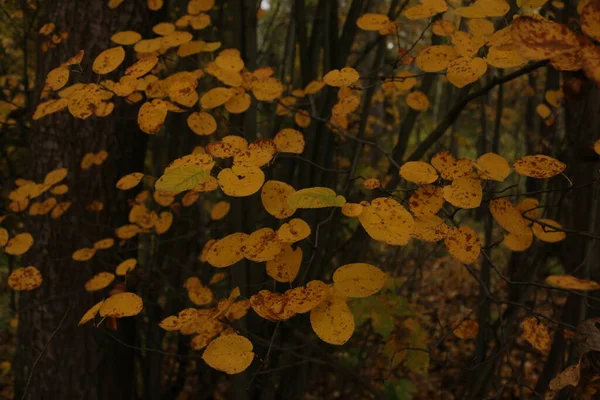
14;1;149;399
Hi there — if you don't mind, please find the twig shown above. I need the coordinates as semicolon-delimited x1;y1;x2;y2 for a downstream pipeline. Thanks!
21;303;71;400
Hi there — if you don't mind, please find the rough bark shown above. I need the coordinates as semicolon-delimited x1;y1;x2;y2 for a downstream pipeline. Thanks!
14;1;149;399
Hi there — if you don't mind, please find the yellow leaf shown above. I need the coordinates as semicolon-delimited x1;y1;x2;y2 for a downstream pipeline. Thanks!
206;233;249;268
225;92;251;114
444;226;480;264
453;320;479;339
161;31;193;48
485;45;528;69
408;184;445;216
333;263;386;298
99;292;144;318
412;215;449;242
341;202;364;217
415;45;458;72
442;178;482;209
532;219;566;242
46;67;69;91
406;91;429;111
545;274;600;290
0;228;7;246
294;110;311;127
155;211;173;235
358;197;414;245
217;164;265;197
513;154;566;178
116;258;137;276
432;152;474;181
202;335;254;374
94;238;115;250
5;232;34;255
242;228;282;262
152;22;175;36
261;180;297;219
116;172;144;190
511;16;579;61
188;0;214;13
84;272;115;291
111;31;142;45
475;152;510;181
310;294;355;345
187;111;217;135
62;50;84;67
468;18;495;36
92;46;125;75
210;201;231;220
67;84;109;120
522;317;551;352
116;224;142;239
250;290;297;321
451;31;485;58
233;139;277;167
201;87;234;109
356;13;391;31
43;167;68;186
50;201;72;219
273;128;305;154
266;245;302;283
432;20;456;36
536;103;551;119
363;178;380;189
251;77;284;101
147;0;163;10
78;301;104;325
304;80;326;94
8;266;42;291
399;161;439;184
489;198;530;235
72;247;96;261
33;98;68;120
125;56;159;78
287;187;346;209
504;229;534;252
138;99;168;134
323;68;359;87
190;13;211;30
187;280;213;305
277;218;311;243
286;280;329;313
134;38;162;53
206;136;248;158
517;0;547;7
446;57;488;88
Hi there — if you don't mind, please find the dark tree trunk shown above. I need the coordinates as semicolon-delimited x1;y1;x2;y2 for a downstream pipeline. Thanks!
14;1;149;399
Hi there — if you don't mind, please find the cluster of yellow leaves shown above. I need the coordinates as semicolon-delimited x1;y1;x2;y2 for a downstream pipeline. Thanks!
81;151;108;169
72;237;115;261
79;291;144;325
7;168;71;219
154;133;306;198
1;231;34;256
38;22;69;52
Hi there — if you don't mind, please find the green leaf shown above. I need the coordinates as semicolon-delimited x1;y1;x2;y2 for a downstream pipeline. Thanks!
155;167;211;191
287;187;346;209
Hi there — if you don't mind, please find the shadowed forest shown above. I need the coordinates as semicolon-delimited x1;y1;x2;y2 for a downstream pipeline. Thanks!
2;0;600;399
